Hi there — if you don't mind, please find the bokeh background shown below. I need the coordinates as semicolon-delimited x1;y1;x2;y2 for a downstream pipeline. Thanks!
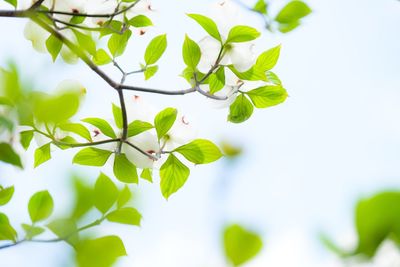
1;0;399;266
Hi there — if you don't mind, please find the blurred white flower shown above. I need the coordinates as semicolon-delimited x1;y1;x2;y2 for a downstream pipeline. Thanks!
24;20;49;53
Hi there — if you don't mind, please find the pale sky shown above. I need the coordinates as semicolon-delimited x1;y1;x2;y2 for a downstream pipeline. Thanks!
0;0;400;266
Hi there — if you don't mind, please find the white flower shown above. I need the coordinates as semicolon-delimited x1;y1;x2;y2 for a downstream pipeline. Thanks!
124;131;160;169
163;113;197;151
24;20;49;53
125;95;157;123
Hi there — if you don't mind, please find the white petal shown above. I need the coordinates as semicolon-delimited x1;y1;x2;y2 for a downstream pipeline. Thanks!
229;42;256;72
124;131;160;169
197;36;222;73
24;20;49;53
164;113;197;150
125;95;157;123
209;0;242;37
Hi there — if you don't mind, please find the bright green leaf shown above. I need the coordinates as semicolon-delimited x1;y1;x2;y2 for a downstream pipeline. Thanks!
106;207;141;226
128;15;153;27
46;35;63;62
140;168;153;183
117;186;132;208
47;218;79;246
275;0;311;24
144;65;158;80
228;94;254;123
113;153;138;184
160;154;190;199
73;147;112;167
20;130;34;150
182;35;201;70
28;190;54;223
34;143;51;168
0;186;14;206
0;142;22;168
209;67;225;94
0;213;17;242
127;120;154;137
175;139;222;164
21;224;45;240
144;34;167;65
93;49;112;65
82;117;116;139
255;45;281;72
226;26;260;43
108;30;132;58
112;104;123;129
154;107;177;140
58;123;92;142
245;85;288;108
187;14;221;42
94;173;118;214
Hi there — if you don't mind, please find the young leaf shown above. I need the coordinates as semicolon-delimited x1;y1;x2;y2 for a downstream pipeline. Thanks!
187;14;221;42
255;45;281;72
228;94;254;123
228;65;267;81
21;224;45;240
73;30;96;56
106;207;141;226
45;35;63;62
128;15;153;27
117;186;132;208
0;143;22;168
20;130;34;150
3;0;17;8
47;218;78;246
253;0;268;14
58;123;92;142
0;186;14;206
108;30;132;58
76;236;127;267
209;67;225;94
127;120;154;137
144;65;158;80
275;0;311;24
224;224;263;266
82;118;116;138
34;143;51;168
93;49;112;65
140;169;153;183
28;190;54;223
113;153;138;184
182;35;201;70
245;85;288;108
226;26;260;43
144;34;167;65
0;213;17;242
175;139;222;164
112;104;123;129
94;173;118;214
73;147;112;166
160;154;190;199
154;107;177;140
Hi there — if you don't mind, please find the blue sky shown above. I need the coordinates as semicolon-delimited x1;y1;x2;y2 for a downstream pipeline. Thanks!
0;0;399;266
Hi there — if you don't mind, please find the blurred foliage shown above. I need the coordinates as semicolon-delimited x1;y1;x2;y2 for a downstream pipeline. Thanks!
323;191;400;260
223;224;263;266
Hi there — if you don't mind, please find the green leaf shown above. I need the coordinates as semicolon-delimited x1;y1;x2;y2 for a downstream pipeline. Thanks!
228;65;267;81
108;30;132;57
82;118;117;138
70;15;85;25
0;96;13;106
266;71;282;85
127;120;154;137
28;190;54;223
71;177;94;220
112;104;123;129
275;0;311;24
228;94;254;123
93;49;112;65
113;153;138;184
128;15;153;27
144;65;158;80
144;34;167;65
253;0;268;14
209;67;225;94
58;123;92;142
0;186;14;206
278;21;301;33
175;139;222;164
224;224;263;266
21;224;45;240
0;213;17;242
0;142;22;168
140;168;153;183
354;192;400;257
160;154;190;199
117;186;132;208
245;85;288;108
3;0;17;8
73;30;96;56
34;143;51;168
226;26;260;43
47;218;79;246
182;35;201;70
154;107;177;140
187;14;221;42
73;147;112;167
46;34;63;62
106;207;141;226
255;45;281;72
94;173;118;214
76;236;126;267
20;130;34;150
